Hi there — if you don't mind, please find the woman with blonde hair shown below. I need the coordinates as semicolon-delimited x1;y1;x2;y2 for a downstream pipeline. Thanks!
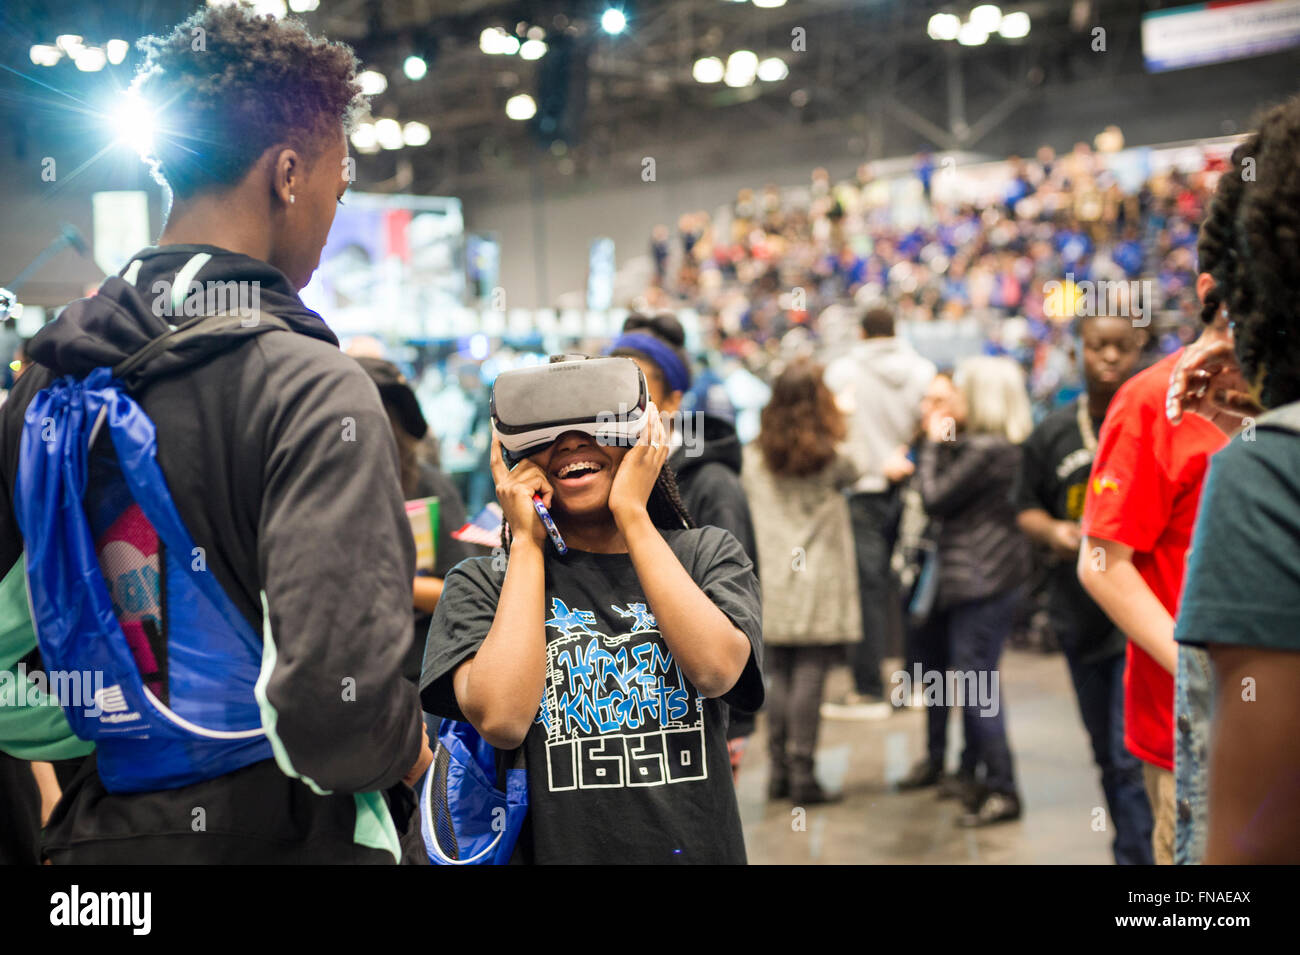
915;356;1031;826
953;355;1035;444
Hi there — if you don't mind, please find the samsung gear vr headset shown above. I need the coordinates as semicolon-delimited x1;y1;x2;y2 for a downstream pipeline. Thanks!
491;356;650;466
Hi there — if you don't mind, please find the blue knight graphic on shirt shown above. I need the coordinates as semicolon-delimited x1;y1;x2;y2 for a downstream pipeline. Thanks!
611;602;657;634
544;597;602;637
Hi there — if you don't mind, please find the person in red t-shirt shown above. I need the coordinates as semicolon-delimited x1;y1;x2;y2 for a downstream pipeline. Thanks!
1077;324;1227;864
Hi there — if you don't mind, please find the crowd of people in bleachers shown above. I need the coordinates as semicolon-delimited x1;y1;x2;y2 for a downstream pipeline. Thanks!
641;138;1229;415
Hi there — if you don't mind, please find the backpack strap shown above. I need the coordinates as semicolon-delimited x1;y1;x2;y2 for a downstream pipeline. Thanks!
1254;401;1300;436
112;310;291;391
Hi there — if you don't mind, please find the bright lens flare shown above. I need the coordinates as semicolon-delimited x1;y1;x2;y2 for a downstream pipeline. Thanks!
112;93;155;158
601;9;627;34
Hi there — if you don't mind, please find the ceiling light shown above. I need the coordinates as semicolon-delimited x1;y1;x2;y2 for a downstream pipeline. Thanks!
481;27;520;55
251;0;287;17
520;39;547;60
757;57;788;82
74;47;107;71
957;22;989;46
29;44;62;66
505;93;537;120
724;49;758;87
350;123;378;152
357;70;388;95
998;12;1030;39
374;118;404;149
692;56;724;83
402;121;431;146
403;55;427;80
969;5;1003;32
927;13;961;41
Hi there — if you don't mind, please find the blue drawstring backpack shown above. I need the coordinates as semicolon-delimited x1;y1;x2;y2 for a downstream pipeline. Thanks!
419;717;528;865
13;310;287;793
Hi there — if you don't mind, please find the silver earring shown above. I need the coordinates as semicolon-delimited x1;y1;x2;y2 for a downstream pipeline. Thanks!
289;194;296;204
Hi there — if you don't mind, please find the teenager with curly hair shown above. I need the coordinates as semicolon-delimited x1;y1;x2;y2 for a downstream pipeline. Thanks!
0;3;431;863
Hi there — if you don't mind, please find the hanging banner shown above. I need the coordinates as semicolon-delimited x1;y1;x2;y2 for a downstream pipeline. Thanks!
1141;0;1300;73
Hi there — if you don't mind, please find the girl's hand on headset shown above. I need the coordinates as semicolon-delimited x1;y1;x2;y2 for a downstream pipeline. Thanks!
490;427;552;548
609;402;670;528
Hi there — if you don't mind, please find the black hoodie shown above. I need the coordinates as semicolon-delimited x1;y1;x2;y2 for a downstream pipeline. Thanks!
0;246;423;863
669;414;761;736
669;414;758;573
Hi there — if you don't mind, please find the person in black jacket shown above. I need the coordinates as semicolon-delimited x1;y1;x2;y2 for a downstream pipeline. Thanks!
0;5;430;863
606;314;758;567
607;313;761;772
915;357;1033;827
352;355;476;683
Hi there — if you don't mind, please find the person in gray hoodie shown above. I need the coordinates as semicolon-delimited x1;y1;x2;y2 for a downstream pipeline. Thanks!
822;305;935;718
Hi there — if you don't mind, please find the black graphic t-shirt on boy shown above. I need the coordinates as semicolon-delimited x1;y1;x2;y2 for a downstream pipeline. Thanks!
420;526;763;864
1017;399;1124;662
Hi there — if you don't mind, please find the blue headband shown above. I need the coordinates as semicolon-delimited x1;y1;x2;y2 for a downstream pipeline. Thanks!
606;333;692;394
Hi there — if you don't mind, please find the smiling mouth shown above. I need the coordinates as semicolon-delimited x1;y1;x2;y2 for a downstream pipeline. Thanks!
553;460;606;487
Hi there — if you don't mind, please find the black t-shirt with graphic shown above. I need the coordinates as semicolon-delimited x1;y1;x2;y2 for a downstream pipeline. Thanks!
420;526;763;864
1017;400;1125;662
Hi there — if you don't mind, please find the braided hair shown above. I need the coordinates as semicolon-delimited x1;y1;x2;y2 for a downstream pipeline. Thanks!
1204;96;1300;408
1196;136;1258;325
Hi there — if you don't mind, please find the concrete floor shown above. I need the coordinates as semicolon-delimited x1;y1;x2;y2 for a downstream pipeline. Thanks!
739;648;1116;864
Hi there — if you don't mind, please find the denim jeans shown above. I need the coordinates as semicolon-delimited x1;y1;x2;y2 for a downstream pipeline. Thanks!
1063;645;1155;865
911;607;974;776
947;588;1021;796
1174;644;1212;865
848;491;898;697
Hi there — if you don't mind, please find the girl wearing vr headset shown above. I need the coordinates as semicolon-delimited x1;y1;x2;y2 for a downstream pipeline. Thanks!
420;358;764;864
